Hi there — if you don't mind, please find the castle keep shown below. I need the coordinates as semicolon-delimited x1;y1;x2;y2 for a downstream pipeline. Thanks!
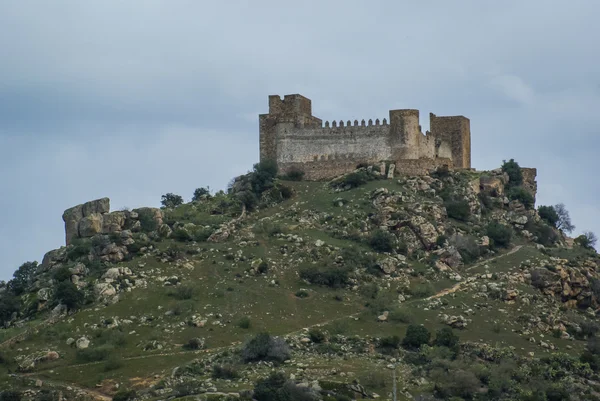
259;94;471;180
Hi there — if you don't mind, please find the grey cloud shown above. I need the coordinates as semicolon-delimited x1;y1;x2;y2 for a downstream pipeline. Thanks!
0;1;599;278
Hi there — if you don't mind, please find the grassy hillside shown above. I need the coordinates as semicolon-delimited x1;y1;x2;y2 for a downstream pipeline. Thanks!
1;164;600;401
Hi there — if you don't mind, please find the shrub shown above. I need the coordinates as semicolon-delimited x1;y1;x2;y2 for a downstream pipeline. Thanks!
161;193;184;208
531;269;552;289
340;171;369;188
538;205;559;227
502;159;523;187
431;368;480;400
308;328;326;344
65;238;92;261
486;222;512;248
453;235;480;264
52;267;72;283
185;338;204;350
431;165;451;179
237;316;251;329
358;371;388;390
508;187;534;209
434;327;459;348
369;229;395;253
169;285;194;300
380;335;401;349
525;221;558;246
403;325;431;349
76;346;112;362
295;290;309;298
253;372;319;401
283;167;305;181
103;355;123;372
410;283;435;298
137;208;159;232
0;294;21;326
112;390;136;401
299;264;351;288
212;364;239;380
445;199;470;221
241;333;290;364
54;281;84;311
192;187;211;201
0;391;21;401
359;283;379;299
388;308;413;324
576;231;598;249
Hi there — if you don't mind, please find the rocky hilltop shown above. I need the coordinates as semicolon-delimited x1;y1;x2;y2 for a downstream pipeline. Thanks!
1;160;599;401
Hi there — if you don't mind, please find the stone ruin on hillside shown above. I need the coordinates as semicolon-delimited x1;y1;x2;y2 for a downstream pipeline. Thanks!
260;94;471;180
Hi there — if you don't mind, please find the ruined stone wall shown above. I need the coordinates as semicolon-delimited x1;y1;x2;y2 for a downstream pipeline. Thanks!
521;167;538;203
260;94;472;180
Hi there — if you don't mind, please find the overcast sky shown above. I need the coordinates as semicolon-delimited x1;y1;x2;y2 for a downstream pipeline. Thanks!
1;1;599;280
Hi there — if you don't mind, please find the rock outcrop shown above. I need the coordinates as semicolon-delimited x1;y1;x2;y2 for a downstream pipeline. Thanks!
62;198;162;245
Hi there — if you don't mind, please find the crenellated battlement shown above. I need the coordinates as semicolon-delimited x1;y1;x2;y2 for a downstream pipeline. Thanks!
259;94;471;180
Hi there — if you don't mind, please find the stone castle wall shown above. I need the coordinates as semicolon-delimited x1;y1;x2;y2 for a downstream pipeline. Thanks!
259;94;471;180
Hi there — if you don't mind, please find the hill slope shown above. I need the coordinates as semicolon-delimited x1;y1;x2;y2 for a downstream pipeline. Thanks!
1;163;600;401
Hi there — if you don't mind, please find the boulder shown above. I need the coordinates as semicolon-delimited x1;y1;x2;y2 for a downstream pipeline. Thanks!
37;288;52;302
377;257;398;275
480;176;504;196
95;283;117;299
78;214;103;237
82;198;110;217
158;224;172;238
76;337;90;349
102;211;126;233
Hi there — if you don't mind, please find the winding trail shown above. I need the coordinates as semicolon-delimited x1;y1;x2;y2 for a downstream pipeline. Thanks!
14;244;526;398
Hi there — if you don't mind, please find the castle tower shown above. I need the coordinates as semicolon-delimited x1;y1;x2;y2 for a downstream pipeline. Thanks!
429;113;471;168
259;94;322;162
389;109;421;159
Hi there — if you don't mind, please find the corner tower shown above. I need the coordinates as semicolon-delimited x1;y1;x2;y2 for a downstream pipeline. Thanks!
429;113;471;169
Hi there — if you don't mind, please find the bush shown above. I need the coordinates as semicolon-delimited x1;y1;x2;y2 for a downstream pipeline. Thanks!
0;294;21;326
185;338;204;350
431;368;480;400
388;308;413;324
403;325;431;349
192;187;211;201
76;346;112;362
575;231;598;249
161;193;184;208
237;316;251;329
431;165;451;179
52;267;72;283
502;159;523;187
453;235;480;264
340;171;369;188
0;391;21;401
434;327;459;348
308;328;326;344
525;221;558;246
169;285;194;300
241;333;290;364
380;335;401;349
212;364;239;380
103;355;123;372
137;208;159;232
410;283;434;298
369;230;395;253
295;290;309;298
538;205;559;227
253;372;319;401
65;238;92;261
486;222;513;248
54;281;84;311
445;199;470;221
359;283;379;299
112;390;136;401
299;264;351;288
508;187;534;209
283;167;305;181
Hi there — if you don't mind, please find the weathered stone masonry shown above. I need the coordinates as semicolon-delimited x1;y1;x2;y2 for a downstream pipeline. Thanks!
259;94;472;180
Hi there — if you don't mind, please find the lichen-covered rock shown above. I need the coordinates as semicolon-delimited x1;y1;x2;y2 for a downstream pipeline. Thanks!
78;213;103;237
76;337;90;349
102;211;126;233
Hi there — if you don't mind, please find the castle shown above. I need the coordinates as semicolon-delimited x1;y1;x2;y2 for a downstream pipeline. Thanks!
259;94;471;180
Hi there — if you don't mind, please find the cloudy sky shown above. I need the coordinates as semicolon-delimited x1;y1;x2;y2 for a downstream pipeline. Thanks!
1;1;599;280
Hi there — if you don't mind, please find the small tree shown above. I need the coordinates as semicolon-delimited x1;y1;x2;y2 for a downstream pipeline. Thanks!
369;229;395;253
8;261;38;295
241;332;290;363
486;222;513;248
434;327;459;348
445;199;471;221
576;231;598;249
501;159;523;187
507;187;534;209
192;187;211;201
0;294;20;326
554;203;575;233
538;205;559;227
54;281;84;311
161;193;184;208
402;325;431;349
